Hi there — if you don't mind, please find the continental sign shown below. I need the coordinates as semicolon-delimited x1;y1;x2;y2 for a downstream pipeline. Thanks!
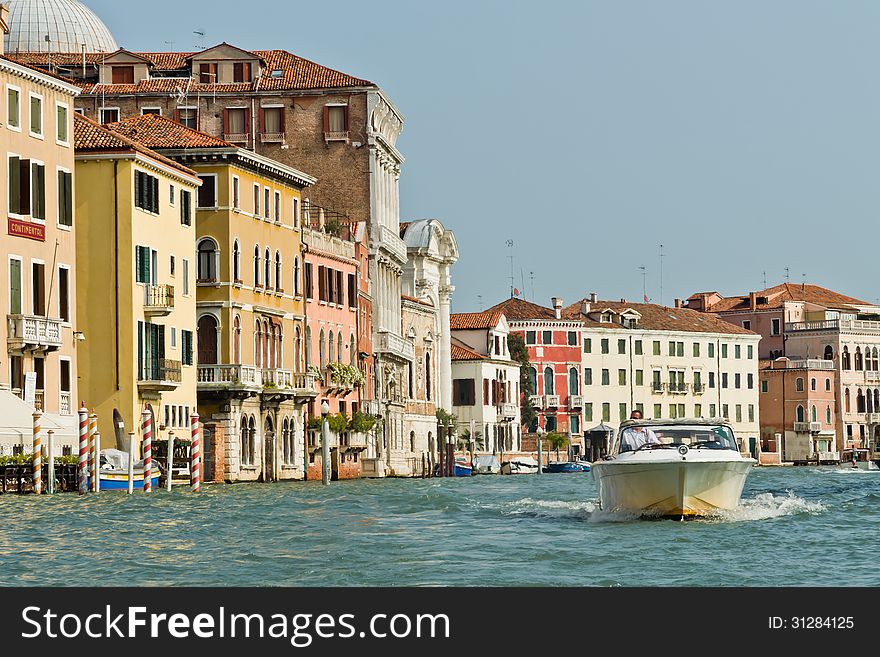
8;218;45;242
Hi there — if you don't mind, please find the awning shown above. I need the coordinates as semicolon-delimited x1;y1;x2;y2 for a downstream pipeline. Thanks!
0;389;79;443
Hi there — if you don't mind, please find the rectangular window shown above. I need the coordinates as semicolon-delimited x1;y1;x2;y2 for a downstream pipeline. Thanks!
635;370;643;386
253;184;260;216
181;330;193;366
60;360;71;395
618;339;626;354
31;262;45;316
584;403;593;422
749;404;755;423
7;87;20;128
169;185;175;206
734;373;741;389
709;404;717;418
264;188;270;219
601;338;609;354
232;176;240;210
602;403;610;422
668;341;676;357
99;107;119;124
761;380;768;393
171;327;177;348
292;198;300;227
619;403;628;422
677;342;684;357
721;344;728;358
56;104;69;144
618;369;627;386
693;343;700;358
722;373;728;389
233;62;252;83
112;66;135;84
141;107;161;116
9;259;22;315
197;175;216;208
771;318;781;336
336;270;343;306
709;371;716;388
8;156;21;214
305;263;313;299
583;338;591;353
169;255;175;277
601;369;610;386
735;344;741;359
722;404;729;420
274;191;281;222
176;107;197;129
747;373;754;389
635;403;644;416
653;340;661;356
584;368;592;385
735;405;743;423
180;190;192;226
29;94;43;136
58;170;72;226
634;340;643;355
182;259;189;296
58;267;69;322
134;170;160;213
742;320;751;331
135;245;151;284
568;331;578;346
261;106;284;136
748;345;754;359
31;163;46;220
324;105;348;137
708;343;715;358
695;404;702;418
669;404;677;419
452;379;476;406
542;330;552;345
653;404;662;420
348;273;357;308
224;107;248;139
526;331;536;345
199;63;218;84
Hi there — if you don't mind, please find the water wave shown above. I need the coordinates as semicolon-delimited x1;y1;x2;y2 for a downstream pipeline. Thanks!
707;491;827;523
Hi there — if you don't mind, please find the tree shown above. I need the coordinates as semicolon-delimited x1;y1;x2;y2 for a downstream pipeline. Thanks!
546;432;569;461
509;333;537;430
457;429;484;451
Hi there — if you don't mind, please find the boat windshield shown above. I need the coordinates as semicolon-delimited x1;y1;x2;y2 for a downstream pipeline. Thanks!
617;424;738;454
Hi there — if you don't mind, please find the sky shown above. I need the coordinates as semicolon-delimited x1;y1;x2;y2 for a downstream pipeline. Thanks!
87;0;880;312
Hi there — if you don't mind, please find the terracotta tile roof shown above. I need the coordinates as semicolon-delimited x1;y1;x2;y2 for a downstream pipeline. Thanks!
697;283;869;313
73;114;199;179
10;48;375;93
107;113;233;149
451;342;486;361
562;299;757;336
484;298;560;322
450;311;503;330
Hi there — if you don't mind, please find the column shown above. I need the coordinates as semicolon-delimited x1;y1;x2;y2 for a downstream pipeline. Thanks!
438;280;454;412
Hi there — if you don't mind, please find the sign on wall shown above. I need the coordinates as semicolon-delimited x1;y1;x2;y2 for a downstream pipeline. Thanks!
8;218;46;242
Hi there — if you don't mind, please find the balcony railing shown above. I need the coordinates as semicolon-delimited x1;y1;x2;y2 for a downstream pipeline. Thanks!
377;224;408;263
7;315;63;351
376;330;415;361
651;382;666;393
138;359;182;392
786;319;880;334
794;422;822;433
668;382;690;394
360;399;381;416
144;284;174;316
34;389;44;411
568;395;583;409
224;133;250;146
60;391;72;416
788;359;835;371
867;413;880;424
693;383;706;394
866;371;880;382
544;395;560;408
260;132;286;143
324;130;350;143
529;395;543;409
343;432;369;449
197;364;260;389
498;403;519;419
262;369;293;388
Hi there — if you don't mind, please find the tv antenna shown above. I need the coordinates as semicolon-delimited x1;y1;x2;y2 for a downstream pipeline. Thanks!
784;267;790;282
659;244;665;307
477;295;483;312
194;30;206;50
530;271;535;302
506;240;515;298
164;40;175;51
639;265;647;303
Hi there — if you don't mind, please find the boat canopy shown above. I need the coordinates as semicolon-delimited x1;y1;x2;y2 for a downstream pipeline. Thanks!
614;422;738;455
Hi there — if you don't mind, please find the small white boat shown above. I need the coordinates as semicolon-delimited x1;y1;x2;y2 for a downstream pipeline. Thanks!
501;456;540;475
591;419;755;518
473;455;501;474
839;449;879;471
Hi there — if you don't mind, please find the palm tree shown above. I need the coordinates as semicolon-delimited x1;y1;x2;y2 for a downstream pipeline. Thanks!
457;429;484;452
546;432;569;461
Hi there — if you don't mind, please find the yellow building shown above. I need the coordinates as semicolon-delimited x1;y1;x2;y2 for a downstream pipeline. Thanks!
109;114;318;481
0;18;83;454
73;113;201;453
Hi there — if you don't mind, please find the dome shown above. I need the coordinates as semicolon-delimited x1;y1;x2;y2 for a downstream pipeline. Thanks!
4;0;118;54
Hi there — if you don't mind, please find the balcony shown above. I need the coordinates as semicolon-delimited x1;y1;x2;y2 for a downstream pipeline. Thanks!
867;413;880;424
377;224;408;264
197;364;261;391
568;395;583;409
138;359;182;393
786;319;880;334
343;432;369;449
223;133;250;146
498;403;519;419
866;371;880;382
262;370;319;400
529;395;543;409
60;391;72;416
143;284;174;317
793;422;822;433
360;399;381;416
324;130;350;143
693;383;706;394
788;359;835;371
7;315;63;352
651;382;666;394
544;395;560;408
376;330;415;362
260;132;286;143
668;382;690;395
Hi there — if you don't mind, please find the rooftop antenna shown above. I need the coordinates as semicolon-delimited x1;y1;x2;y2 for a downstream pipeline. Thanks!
194;30;206;51
81;43;86;79
784;267;790;283
639;265;647;303
164;40;175;51
520;268;526;300
506;240;515;298
530;271;535;302
477;295;483;312
659;244;665;307
45;35;51;72
763;271;767;289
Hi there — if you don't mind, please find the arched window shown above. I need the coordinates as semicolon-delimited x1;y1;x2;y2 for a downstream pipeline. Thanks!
275;251;282;291
264;248;272;289
843;347;851;371
282;419;291;465
232;240;240;282
868;393;874;414
795;377;804;392
845;388;851;413
796;405;805;423
240;417;250;466
811;378;816;391
857;389;866;413
544;367;554;395
328;331;335;363
275;325;282;369
824;345;833;361
569;367;579;395
197;315;218;365
254;245;261;286
294;257;300;295
825;378;831;392
294;327;302;371
874;348;879;371
254;320;262;368
855;348;863;371
875;389;880;410
425;353;432;401
410;431;416;453
811;405;817;422
350;335;356;366
528;367;537;394
319;329;326;368
233;315;241;364
197;238;218;281
305;326;312;368
337;333;343;364
826;406;832;424
263;320;271;369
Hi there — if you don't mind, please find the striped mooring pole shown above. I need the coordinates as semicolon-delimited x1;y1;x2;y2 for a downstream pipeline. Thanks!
32;410;42;495
142;408;152;493
88;412;98;493
190;412;200;492
78;405;89;495
93;430;101;494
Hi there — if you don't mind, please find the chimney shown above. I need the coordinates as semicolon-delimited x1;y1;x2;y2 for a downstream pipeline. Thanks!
750;292;757;311
590;292;598;303
674;298;681;309
581;300;591;315
551;297;563;320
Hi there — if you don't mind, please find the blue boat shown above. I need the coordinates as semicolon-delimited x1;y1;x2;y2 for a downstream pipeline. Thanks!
453;459;474;477
96;469;161;491
544;461;591;474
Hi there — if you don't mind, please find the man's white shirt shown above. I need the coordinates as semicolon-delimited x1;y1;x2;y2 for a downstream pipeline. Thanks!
620;427;659;452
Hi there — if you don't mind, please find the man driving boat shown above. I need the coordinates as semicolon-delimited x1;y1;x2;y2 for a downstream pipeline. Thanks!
619;410;661;452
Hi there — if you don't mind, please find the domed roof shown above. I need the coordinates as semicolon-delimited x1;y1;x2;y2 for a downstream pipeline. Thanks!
4;0;118;54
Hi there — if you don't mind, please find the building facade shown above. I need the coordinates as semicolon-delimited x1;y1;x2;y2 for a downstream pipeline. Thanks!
0;40;82;453
73;113;201;453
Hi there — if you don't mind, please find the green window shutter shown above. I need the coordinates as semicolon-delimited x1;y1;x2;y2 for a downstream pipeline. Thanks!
9;260;21;314
134;172;141;209
137;321;143;379
8;156;20;214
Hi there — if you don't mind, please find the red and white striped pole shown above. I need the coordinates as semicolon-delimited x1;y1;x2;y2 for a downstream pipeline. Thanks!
88;412;98;493
78;405;89;495
32;410;42;495
190;412;200;492
142;408;152;492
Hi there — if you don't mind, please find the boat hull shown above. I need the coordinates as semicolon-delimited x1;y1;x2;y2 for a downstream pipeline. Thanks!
453;463;474;477
592;458;753;517
500;460;539;475
545;462;591;473
97;471;161;491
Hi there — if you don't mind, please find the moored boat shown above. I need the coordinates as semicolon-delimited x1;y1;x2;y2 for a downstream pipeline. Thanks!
97;448;161;490
453;459;474;477
500;457;539;475
473;455;501;474
839;449;879;471
591;418;755;518
544;461;591;473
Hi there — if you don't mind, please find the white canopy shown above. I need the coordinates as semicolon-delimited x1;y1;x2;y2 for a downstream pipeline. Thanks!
0;389;79;449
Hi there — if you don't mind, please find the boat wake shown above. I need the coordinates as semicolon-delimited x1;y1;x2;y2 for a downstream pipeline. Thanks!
702;491;827;523
500;497;644;523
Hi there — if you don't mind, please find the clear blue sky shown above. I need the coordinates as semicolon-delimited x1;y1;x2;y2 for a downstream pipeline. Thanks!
88;0;880;311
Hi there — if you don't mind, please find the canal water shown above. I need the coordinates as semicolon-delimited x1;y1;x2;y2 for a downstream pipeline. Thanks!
1;466;877;587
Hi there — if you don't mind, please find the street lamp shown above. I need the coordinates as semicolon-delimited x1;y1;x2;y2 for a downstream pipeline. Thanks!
321;400;331;485
536;426;544;475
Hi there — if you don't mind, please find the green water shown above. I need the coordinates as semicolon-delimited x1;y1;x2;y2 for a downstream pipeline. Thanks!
1;466;876;586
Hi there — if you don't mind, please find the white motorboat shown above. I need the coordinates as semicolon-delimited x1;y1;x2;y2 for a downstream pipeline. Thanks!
591;419;755;518
839;449;879;471
500;456;540;475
